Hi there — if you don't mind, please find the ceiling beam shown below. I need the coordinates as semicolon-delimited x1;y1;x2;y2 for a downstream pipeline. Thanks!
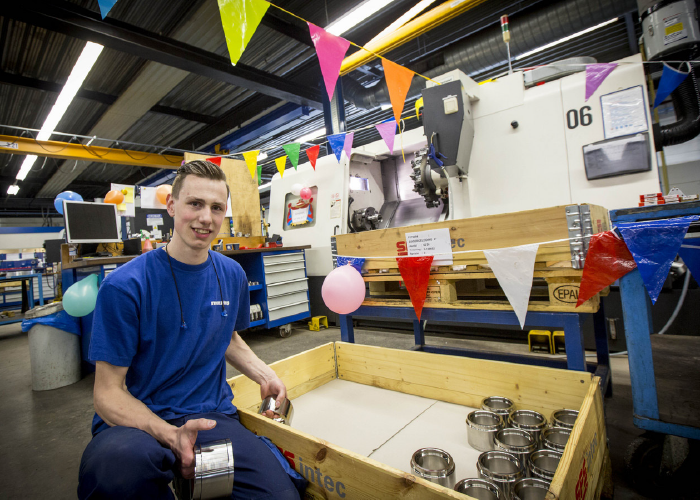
0;71;220;124
5;0;324;109
0;175;110;189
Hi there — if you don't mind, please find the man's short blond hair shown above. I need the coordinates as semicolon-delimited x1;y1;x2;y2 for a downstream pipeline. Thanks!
171;160;229;199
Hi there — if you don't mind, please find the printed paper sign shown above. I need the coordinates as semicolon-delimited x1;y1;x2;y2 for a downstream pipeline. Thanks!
664;15;687;45
146;214;163;227
291;206;310;224
330;192;342;219
405;227;453;266
601;86;648;139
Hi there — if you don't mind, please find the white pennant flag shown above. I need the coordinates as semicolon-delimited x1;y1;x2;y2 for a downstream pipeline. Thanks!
483;243;539;329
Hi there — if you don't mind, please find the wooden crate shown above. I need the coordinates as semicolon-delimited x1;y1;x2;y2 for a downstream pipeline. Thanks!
228;342;611;500
335;205;609;313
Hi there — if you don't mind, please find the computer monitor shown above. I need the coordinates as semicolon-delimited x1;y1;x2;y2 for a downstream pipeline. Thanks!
63;201;121;244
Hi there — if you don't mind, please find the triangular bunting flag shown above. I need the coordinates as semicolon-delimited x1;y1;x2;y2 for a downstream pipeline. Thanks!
257;164;262;185
679;242;700;282
375;120;397;153
308;23;351;100
205;157;222;166
327;133;346;163
218;0;270;66
483;244;539;329
98;0;118;18
585;63;617;101
282;143;301;169
306;144;320;169
382;58;414;124
654;63;690;108
242;150;259;181
275;155;287;178
397;256;434;320
576;231;637;307
336;256;365;274
343;132;354;160
618;216;699;303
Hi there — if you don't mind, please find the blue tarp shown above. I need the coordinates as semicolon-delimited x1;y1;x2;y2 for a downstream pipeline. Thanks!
21;310;81;336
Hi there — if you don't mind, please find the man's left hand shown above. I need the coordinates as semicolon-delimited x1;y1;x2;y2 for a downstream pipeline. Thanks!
260;376;287;419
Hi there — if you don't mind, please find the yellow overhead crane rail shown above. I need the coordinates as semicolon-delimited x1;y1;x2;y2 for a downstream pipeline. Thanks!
0;135;183;169
339;0;489;75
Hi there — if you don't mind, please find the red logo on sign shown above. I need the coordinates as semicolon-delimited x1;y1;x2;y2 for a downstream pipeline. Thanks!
575;457;589;500
276;445;296;469
396;241;408;256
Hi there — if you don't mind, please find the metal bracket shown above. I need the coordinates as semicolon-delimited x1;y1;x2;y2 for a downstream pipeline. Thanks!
331;236;338;269
566;205;593;269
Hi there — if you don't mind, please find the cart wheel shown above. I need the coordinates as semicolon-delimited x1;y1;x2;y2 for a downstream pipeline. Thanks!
279;324;292;338
625;434;664;494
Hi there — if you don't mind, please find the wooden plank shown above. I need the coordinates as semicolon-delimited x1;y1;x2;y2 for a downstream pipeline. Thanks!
548;378;609;500
335;343;592;417
227;343;336;411
360;297;600;314
363;268;584;281
184;153;261;237
237;409;464;499
336;205;608;270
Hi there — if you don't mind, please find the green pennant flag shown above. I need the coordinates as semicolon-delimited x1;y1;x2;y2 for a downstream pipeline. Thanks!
282;143;301;169
257;164;262;185
218;0;270;66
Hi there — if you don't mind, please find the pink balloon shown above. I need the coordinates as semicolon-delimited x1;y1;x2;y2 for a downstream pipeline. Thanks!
300;187;312;200
322;265;365;314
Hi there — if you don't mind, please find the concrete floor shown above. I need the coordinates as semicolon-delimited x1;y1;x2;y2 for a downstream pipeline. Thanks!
0;321;697;499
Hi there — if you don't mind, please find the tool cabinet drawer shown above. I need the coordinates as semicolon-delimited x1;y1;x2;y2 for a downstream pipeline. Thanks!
263;252;304;266
268;300;309;322
267;291;309;310
266;278;308;298
264;267;307;284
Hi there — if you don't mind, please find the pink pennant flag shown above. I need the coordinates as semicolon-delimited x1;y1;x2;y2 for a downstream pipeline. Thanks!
375;120;397;153
308;23;351;100
585;63;617;101
343;132;354;160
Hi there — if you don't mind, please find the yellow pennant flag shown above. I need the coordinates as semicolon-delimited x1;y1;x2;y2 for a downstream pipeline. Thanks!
275;155;287;178
242;150;259;181
218;0;270;66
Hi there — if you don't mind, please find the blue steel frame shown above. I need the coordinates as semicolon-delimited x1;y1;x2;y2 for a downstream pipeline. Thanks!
610;202;700;440
0;273;45;325
339;304;611;395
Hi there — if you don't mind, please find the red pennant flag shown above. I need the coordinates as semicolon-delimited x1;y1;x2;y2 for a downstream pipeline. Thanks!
397;256;433;320
305;144;320;170
576;231;637;307
382;58;415;125
206;157;222;166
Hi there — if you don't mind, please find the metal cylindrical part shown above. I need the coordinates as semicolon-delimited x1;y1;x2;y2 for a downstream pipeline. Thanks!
528;449;563;483
550;409;578;430
513;477;551;500
410;448;456;489
508;410;547;444
192;439;234;500
454;477;502;499
481;396;515;418
542;427;571;453
467;410;504;452
258;396;294;425
477;450;523;499
494;428;537;471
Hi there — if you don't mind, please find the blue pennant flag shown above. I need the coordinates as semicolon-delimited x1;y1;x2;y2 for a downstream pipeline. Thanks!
97;0;119;18
654;63;690;108
618;216;699;303
679;239;700;282
336;256;365;274
327;133;346;163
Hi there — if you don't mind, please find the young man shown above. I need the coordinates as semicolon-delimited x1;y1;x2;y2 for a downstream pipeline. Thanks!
78;160;300;499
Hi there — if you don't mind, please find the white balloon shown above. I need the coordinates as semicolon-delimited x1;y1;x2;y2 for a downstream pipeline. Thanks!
291;183;303;196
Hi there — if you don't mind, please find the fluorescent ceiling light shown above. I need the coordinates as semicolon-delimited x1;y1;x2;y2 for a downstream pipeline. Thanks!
297;128;326;144
515;18;618;61
381;104;392;111
326;0;399;36
257;152;268;161
258;182;271;190
367;0;438;46
16;41;103;181
7;184;19;195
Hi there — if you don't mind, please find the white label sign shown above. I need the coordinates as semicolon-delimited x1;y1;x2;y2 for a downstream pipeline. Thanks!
405;228;453;266
146;214;163;227
330;192;342;219
291;206;309;224
601;86;648;139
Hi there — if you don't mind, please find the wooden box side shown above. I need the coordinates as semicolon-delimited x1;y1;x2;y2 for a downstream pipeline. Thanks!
548;378;609;500
238;410;465;499
228;343;336;411
335;343;593;416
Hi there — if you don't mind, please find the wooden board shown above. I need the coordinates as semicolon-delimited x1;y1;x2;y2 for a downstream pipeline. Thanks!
184;153;261;237
360;296;599;313
335;204;609;271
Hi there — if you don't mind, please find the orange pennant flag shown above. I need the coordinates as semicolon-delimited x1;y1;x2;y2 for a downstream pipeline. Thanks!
382;58;414;124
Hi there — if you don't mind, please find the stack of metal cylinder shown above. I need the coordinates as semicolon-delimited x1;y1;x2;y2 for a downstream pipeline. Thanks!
410;397;579;499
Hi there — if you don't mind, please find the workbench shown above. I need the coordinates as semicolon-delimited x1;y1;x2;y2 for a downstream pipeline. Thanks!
0;273;45;325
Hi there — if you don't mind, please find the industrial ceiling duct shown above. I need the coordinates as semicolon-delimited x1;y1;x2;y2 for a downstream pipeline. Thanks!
343;0;637;110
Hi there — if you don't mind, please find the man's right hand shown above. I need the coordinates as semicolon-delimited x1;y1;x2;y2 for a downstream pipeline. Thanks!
170;418;217;479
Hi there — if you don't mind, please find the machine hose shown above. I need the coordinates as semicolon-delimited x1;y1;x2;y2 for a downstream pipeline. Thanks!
654;63;700;147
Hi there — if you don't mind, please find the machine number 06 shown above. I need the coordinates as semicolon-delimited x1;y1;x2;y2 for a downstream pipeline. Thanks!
566;106;593;129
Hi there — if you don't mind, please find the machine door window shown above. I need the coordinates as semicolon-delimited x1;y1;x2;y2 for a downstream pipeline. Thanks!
283;186;317;230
